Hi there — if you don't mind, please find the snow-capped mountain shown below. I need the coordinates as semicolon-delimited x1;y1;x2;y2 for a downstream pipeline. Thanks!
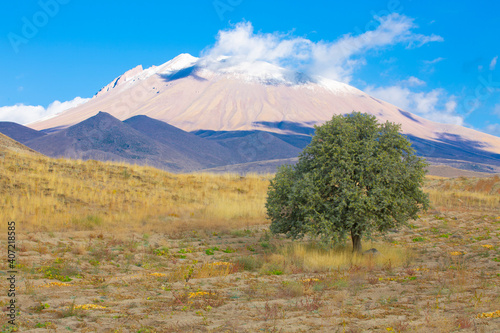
28;54;500;168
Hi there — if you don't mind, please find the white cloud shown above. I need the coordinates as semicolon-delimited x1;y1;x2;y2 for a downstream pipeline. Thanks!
485;123;500;136
202;15;443;83
202;19;454;127
403;76;426;86
0;96;90;125
423;57;445;65
365;84;463;125
493;104;500;117
490;56;498;70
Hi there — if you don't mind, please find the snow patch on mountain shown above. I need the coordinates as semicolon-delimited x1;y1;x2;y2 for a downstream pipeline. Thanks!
95;53;358;97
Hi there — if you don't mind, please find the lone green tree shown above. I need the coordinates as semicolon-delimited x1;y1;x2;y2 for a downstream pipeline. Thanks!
266;112;429;252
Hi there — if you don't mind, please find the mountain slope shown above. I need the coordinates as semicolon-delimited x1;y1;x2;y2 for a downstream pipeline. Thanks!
210;131;302;164
123;115;234;168
24;112;204;172
194;129;313;149
0;133;41;156
27;53;500;171
0;122;46;143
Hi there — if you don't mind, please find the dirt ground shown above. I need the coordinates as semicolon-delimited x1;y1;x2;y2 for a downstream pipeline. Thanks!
1;209;499;332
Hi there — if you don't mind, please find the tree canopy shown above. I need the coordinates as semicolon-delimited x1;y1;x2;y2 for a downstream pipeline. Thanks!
266;112;429;252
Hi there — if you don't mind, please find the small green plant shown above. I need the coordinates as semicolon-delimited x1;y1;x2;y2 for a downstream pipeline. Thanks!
38;267;73;282
89;259;100;267
35;322;52;328
205;247;219;255
33;302;50;313
184;260;198;282
222;247;236;253
412;237;426;242
154;246;169;256
268;269;283;275
0;324;18;332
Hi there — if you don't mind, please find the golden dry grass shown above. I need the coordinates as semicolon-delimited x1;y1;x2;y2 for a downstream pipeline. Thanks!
1;146;499;235
424;175;500;210
0;149;270;233
1;144;499;331
283;241;410;272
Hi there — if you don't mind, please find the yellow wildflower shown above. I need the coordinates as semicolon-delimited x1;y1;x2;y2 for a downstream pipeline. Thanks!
39;282;71;288
210;262;233;266
481;244;494;250
149;272;166;277
188;291;214;298
449;251;464;256
476;310;500;318
301;278;320;283
74;304;106;310
415;267;429;271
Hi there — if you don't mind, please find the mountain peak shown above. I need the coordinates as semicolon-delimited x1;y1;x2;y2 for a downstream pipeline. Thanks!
28;54;500;164
154;53;199;75
169;53;198;65
95;65;144;97
69;111;121;130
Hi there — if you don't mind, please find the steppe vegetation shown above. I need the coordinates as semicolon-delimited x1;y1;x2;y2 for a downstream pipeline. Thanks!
0;147;499;332
0;149;268;234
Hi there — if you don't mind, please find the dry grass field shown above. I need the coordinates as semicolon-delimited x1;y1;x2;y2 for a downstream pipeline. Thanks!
0;145;499;332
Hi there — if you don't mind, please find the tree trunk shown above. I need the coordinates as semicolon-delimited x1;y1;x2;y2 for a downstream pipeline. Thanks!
351;230;362;253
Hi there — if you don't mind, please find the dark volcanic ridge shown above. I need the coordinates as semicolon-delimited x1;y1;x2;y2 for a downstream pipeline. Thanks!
0;121;46;143
18;112;302;173
2;112;499;175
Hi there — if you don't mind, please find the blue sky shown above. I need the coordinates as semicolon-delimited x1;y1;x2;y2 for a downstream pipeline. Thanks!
1;0;499;136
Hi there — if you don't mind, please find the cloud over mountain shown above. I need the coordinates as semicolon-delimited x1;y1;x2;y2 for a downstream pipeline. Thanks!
0;96;90;125
364;83;463;126
202;14;443;83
